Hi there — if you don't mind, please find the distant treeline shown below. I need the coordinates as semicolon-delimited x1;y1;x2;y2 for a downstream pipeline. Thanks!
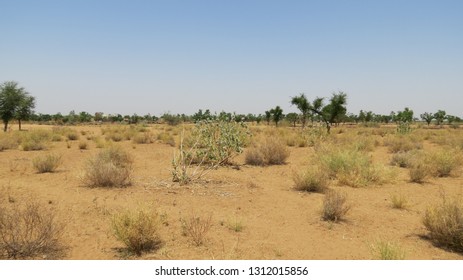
27;108;462;127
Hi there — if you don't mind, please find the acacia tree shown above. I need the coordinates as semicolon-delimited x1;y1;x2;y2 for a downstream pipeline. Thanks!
290;93;311;128
264;110;272;125
15;95;36;130
270;106;284;126
394;107;414;123
0;81;35;132
434;110;446;126
420;112;434;126
286;112;298;127
305;92;347;133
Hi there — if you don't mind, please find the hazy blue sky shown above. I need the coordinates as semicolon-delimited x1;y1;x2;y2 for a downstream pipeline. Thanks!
1;0;462;117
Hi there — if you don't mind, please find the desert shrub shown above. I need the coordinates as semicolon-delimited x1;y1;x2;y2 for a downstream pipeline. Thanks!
111;208;162;256
102;126;137;142
244;146;265;166
293;167;329;193
65;130;79;141
423;197;463;252
32;154;62;173
316;145;393;187
371;240;406;260
409;163;429;183
180;214;212;246
321;190;350;222
93;136;106;148
350;136;375;152
427;149;462;177
19;130;52;151
157;132;175;147
172;120;248;184
82;146;133;187
51;134;62;142
383;135;422;153
0;202;65;259
78;141;88;150
245;137;289;166
187;119;249;165
306;127;328;147
132;132;154;144
0;132;21;150
390;151;415;168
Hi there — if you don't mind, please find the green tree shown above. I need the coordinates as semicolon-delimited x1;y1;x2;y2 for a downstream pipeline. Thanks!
264;110;272;125
286;112;299;127
395;107;414;123
270;106;284;126
0;81;35;132
420;112;434;126
434;110;446;126
290;93;311;128
306;92;347;133
79;111;93;123
15;95;36;130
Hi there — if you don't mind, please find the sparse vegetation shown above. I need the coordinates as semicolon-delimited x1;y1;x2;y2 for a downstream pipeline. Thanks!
132;132;154;144
293;167;329;193
390;151;415;168
423;197;463;252
371;240;406;260
245;137;289;166
32;153;62;173
390;194;408;210
0;202;65;259
111;208;162;256
316;144;393;187
172;120;248;184
82;146;133;187
180;214;212;246
409;163;429;183
227;216;245;232
20;129;51;151
383;135;422;153
78;141;88;150
321;190;351;222
427;149;462;178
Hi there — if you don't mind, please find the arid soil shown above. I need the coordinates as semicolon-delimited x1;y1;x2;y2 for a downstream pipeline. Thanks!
1;124;463;260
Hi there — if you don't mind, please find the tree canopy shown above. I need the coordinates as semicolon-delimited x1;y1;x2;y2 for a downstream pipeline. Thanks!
0;81;36;131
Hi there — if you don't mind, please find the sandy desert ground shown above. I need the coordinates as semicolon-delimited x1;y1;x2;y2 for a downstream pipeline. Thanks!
1;123;463;260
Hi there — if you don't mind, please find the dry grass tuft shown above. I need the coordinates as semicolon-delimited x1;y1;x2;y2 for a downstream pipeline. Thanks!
180;214;212;246
245;137;289;166
371;240;406;260
82;146;133;187
32;154;62;173
0;202;65;259
427;149;462;178
390;194;409;210
293;167;329;193
132;132;154;144
111;208;162;256
316;144;394;187
423;197;463;252
321;190;351;222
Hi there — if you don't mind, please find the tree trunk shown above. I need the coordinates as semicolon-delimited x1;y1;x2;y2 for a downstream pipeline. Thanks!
3;121;8;132
18;119;22;131
326;122;331;134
